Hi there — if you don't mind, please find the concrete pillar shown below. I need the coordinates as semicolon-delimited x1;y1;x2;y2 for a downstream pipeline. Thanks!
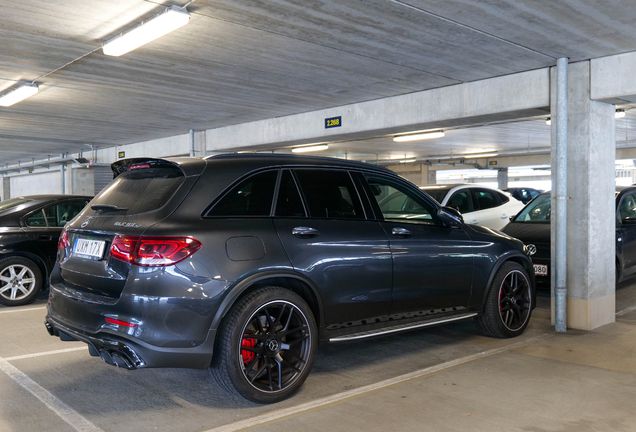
497;168;508;189
550;61;616;330
1;177;9;200
427;168;437;185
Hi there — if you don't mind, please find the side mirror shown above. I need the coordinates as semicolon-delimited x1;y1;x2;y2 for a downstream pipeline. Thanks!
438;206;464;228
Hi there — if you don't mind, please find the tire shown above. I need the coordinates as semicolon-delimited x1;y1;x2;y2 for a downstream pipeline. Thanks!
211;286;317;403
475;262;532;338
0;257;43;307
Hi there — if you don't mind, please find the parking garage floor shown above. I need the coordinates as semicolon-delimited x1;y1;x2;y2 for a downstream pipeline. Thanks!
2;284;636;432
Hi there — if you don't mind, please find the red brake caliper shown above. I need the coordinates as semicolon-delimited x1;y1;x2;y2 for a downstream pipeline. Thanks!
241;335;256;363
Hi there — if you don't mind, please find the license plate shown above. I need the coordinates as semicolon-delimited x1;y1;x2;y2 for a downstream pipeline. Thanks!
534;264;548;276
73;238;106;260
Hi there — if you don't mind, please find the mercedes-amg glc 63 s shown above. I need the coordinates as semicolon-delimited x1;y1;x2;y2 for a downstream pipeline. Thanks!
46;154;535;403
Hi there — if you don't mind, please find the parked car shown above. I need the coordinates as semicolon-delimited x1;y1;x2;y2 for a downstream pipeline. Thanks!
46;155;536;403
420;184;525;230
504;187;544;205
502;186;636;286
0;195;91;306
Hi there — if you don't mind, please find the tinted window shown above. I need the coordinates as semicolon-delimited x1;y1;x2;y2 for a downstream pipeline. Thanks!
209;170;278;217
447;190;474;214
275;170;305;217
45;200;89;227
619;192;636;223
422;188;449;204
26;210;46;227
365;175;439;225
497;191;510;203
90;167;184;216
473;188;500;210
294;170;363;219
515;194;551;223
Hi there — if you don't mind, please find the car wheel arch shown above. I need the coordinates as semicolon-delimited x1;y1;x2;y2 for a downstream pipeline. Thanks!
210;270;324;333
479;252;535;310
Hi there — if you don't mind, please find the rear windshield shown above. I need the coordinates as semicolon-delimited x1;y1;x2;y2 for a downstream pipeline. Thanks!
513;194;550;223
421;188;449;204
0;198;32;214
88;167;185;216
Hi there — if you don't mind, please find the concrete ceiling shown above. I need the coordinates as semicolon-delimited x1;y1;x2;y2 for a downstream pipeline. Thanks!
2;0;636;165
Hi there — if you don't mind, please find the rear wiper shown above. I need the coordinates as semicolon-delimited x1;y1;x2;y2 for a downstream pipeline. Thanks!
91;204;128;212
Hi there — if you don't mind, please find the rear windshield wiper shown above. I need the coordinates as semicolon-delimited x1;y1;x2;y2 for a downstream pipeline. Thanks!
91;204;128;212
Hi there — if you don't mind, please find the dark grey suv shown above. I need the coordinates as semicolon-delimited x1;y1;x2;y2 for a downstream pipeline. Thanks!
45;154;535;403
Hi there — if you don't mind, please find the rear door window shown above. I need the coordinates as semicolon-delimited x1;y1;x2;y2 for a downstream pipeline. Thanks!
294;169;364;219
89;167;184;216
472;188;501;210
208;170;278;217
45;200;90;227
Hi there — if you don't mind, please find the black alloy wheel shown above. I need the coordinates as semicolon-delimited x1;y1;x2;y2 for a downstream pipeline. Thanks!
212;286;317;403
475;262;532;338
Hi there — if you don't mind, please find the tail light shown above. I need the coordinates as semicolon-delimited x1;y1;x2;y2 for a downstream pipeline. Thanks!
58;230;70;251
110;235;201;267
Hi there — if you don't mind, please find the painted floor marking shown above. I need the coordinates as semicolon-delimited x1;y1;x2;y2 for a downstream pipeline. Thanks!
616;304;636;317
0;355;104;432
0;306;46;314
5;346;87;362
204;333;553;432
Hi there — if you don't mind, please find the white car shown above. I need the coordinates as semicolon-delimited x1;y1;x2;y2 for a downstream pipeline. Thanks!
420;184;525;230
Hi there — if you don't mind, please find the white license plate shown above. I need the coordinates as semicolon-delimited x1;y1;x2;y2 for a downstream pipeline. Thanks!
73;238;106;260
534;264;548;276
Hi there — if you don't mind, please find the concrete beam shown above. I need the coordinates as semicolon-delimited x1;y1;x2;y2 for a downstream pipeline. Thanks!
205;68;550;151
591;51;636;104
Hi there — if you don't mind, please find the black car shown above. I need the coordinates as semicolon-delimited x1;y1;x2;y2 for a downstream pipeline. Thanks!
46;155;536;403
502;186;636;286
0;195;91;306
504;187;544;205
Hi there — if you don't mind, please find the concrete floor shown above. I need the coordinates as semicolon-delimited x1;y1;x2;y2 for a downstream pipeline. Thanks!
1;284;635;432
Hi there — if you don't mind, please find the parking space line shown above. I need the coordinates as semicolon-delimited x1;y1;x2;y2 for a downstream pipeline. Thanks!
0;355;104;432
204;333;553;432
616;304;636;317
5;346;87;362
0;306;46;314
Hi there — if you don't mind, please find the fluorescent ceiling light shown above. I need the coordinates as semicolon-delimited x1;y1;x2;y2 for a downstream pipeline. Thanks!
0;83;38;107
419;185;444;189
399;159;417;163
393;130;445;142
103;6;191;57
291;144;329;153
461;152;498;158
615;110;626;119
546;118;551;125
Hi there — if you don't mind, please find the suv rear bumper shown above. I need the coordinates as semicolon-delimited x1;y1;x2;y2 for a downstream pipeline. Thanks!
45;315;216;370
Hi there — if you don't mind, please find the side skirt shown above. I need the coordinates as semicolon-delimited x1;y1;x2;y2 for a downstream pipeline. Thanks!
328;312;478;342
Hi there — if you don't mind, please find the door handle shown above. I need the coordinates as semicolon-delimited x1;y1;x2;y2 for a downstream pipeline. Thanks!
37;234;52;240
501;214;508;219
292;227;319;238
391;227;411;237
471;220;478;224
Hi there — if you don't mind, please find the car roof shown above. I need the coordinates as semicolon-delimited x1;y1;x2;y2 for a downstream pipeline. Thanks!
14;194;92;200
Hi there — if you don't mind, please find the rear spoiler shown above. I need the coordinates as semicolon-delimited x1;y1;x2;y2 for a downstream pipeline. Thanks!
111;157;206;179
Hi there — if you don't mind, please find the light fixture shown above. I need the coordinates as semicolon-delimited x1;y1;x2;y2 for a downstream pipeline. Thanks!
0;83;39;107
393;130;445;142
291;144;329;153
399;158;417;163
461;152;498;158
615;109;626;119
546;118;551;125
103;6;191;57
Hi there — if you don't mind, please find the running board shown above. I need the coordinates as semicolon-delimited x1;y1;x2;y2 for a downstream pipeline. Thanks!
329;312;478;342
